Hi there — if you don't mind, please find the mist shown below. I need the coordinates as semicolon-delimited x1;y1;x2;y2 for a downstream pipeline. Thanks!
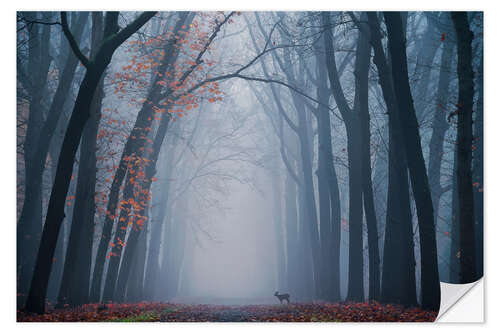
16;10;483;320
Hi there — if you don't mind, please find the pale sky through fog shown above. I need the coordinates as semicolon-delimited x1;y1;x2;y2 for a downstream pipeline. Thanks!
182;168;278;300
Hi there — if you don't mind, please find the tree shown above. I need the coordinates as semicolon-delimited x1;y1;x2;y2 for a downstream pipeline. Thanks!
351;13;381;301
367;11;417;307
313;43;342;301
384;11;440;311
451;12;477;283
473;55;483;278
89;11;190;302
57;11;104;307
91;12;235;302
17;12;53;303
427;13;455;225
322;11;373;302
25;11;156;314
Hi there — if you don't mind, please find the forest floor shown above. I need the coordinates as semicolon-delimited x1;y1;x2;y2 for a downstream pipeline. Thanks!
17;301;438;322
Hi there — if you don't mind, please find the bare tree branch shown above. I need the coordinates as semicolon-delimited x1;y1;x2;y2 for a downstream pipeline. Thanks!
61;12;90;68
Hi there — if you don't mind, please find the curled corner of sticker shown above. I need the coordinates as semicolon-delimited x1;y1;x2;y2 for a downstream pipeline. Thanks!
436;278;484;322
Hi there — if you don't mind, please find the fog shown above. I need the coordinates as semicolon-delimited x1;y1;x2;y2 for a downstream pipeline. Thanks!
16;11;483;314
182;174;277;301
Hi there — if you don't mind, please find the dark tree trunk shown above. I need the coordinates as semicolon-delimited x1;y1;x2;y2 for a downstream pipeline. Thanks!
114;222;146;302
126;227;147;302
412;15;441;121
345;123;364;302
322;12;365;302
328;161;342;301
449;148;460;282
367;11;417;307
315;106;331;299
18;11;87;255
384;11;441;311
90;93;160;302
314;43;341;302
26;63;105;314
428;18;454;224
472;56;483;278
101;174;135;303
24;11;156;314
18;14;88;303
89;13;189;302
17;12;52;305
355;17;381;301
57;11;103;307
46;224;65;303
46;113;72;304
382;125;418;306
114;109;172;302
451;12;477;283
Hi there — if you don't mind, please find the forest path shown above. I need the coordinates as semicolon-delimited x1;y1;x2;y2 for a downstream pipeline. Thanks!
17;302;438;322
160;304;302;322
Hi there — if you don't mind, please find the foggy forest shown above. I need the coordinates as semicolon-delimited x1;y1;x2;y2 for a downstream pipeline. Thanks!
16;11;483;322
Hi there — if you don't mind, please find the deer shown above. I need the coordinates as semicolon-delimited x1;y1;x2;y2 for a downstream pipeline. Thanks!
274;291;290;304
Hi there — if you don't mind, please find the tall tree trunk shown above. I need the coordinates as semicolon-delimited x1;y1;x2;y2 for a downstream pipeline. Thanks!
89;13;190;302
355;17;381;300
24;11;156;314
382;124;418;306
367;11;417;307
114;109;172;302
472;56;483;278
449;148;460;282
125;227;147;302
322;12;366;301
57;11;104;307
345;122;364;302
46;119;72;303
115;206;150;302
18;14;88;304
46;225;65;303
384;12;441;311
101;173;135;302
18;12;52;305
412;14;441;121
451;12;477;283
314;44;340;302
427;19;455;224
328;155;342;302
